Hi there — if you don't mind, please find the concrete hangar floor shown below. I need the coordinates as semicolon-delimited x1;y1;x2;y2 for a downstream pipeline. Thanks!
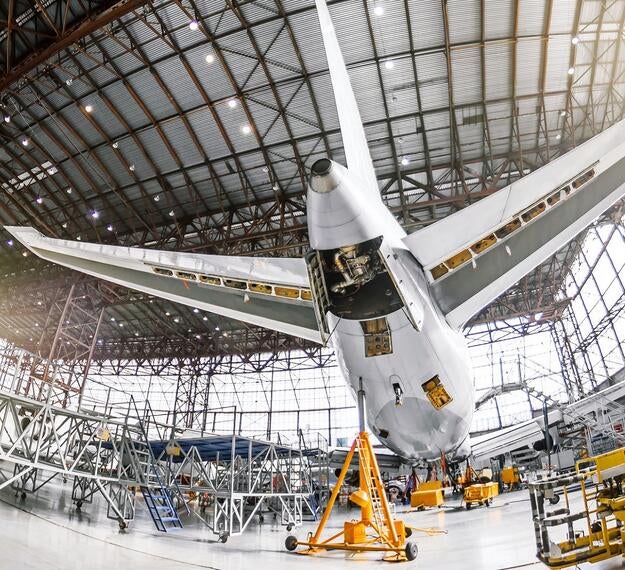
0;477;620;570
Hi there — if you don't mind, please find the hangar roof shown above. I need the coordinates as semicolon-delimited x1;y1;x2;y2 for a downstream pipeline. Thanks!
0;0;623;359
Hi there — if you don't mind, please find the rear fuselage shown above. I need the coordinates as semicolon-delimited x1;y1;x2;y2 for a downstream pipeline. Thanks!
307;159;474;461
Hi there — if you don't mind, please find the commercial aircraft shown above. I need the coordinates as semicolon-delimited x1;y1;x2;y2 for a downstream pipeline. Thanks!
6;0;625;462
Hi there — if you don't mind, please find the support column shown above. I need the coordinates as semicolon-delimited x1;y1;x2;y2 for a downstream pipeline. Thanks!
25;279;105;407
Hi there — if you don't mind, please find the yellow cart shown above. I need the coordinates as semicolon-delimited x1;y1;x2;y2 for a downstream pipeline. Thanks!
464;481;499;509
410;481;444;510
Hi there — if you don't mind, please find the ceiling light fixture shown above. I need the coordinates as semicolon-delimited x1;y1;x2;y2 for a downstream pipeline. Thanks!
374;5;384;16
241;124;251;135
129;164;135;172
84;104;93;113
568;67;575;75
112;141;119;149
36;196;43;204
572;36;579;45
189;19;199;31
401;156;409;166
6;240;13;247
106;224;113;232
3;114;10;123
21;138;29;147
169;210;175;217
91;211;99;219
228;99;238;109
205;53;215;64
384;60;395;70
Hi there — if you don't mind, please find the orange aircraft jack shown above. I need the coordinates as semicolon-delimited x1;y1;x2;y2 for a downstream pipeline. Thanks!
285;380;418;562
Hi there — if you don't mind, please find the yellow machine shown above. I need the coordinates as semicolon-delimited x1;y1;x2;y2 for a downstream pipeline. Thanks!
530;447;625;568
501;466;521;490
410;481;444;509
463;481;499;509
285;382;418;561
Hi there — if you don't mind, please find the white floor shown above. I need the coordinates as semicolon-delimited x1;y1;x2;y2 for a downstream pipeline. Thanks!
1;478;625;570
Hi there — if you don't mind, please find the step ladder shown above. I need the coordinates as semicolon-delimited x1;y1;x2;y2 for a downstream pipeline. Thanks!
126;397;188;532
141;485;183;532
358;434;391;533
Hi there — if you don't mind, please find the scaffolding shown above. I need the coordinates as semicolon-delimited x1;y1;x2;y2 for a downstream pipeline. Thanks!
149;429;328;541
0;384;147;527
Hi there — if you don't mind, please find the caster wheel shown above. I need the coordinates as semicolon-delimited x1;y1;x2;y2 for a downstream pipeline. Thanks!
118;521;127;530
465;503;471;510
549;495;560;505
405;542;418;561
273;512;277;521
21;492;26;500
405;527;413;538
259;515;264;524
219;532;228;543
76;500;83;510
286;524;293;532
485;500;490;507
285;535;298;552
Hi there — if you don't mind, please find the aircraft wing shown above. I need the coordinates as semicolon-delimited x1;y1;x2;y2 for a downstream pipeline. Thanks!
4;226;321;343
328;445;405;472
403;119;625;328
470;411;561;464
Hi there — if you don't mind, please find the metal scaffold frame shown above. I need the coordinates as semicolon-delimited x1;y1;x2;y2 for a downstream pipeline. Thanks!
0;341;330;537
150;429;329;540
0;384;148;527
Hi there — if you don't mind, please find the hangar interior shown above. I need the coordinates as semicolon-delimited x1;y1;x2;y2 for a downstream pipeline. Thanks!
2;0;625;568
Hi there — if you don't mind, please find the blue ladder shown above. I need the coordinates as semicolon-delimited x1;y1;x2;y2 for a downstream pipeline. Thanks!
141;485;183;532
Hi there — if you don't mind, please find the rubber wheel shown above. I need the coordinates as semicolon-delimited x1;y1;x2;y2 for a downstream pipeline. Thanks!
466;503;471;510
118;521;127;530
259;514;264;524
405;542;418;561
21;492;26;500
286;524;293;532
76;500;83;510
405;527;413;538
485;500;490;507
285;535;298;552
549;495;560;505
388;485;402;502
